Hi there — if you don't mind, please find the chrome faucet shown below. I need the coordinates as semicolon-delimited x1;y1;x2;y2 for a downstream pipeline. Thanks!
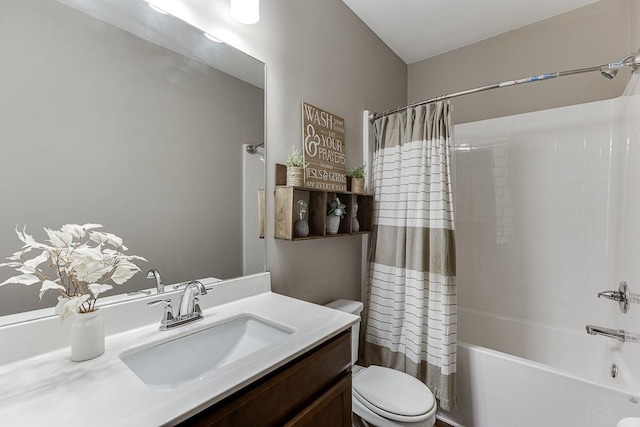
147;280;208;330
147;269;164;294
178;280;208;318
585;325;640;343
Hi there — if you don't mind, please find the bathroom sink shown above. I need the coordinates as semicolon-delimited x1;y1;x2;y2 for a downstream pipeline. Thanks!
120;315;293;390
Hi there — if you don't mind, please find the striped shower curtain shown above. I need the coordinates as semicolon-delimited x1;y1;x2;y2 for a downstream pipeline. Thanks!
363;102;457;411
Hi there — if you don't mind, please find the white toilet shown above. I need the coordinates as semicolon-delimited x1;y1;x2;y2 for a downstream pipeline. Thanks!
326;300;437;427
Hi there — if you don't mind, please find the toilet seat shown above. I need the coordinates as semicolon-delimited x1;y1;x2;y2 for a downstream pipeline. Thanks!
352;366;436;423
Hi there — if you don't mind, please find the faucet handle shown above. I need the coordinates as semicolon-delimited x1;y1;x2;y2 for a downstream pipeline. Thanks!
597;281;630;314
193;297;202;316
148;299;174;329
147;299;171;308
598;291;625;301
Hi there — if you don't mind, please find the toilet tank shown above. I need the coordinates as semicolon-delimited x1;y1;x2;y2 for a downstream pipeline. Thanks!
325;299;364;366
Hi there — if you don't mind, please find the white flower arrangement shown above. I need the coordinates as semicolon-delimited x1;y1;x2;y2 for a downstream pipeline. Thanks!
0;224;146;320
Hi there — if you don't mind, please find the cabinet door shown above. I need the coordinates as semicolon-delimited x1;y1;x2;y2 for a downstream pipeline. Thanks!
284;373;352;427
179;331;351;427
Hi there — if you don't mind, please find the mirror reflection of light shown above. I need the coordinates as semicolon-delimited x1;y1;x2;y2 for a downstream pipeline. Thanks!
214;29;242;50
204;32;223;44
146;2;168;15
230;0;260;24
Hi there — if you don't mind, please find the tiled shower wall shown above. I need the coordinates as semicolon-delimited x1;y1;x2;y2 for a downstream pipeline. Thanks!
454;76;640;334
617;77;640;336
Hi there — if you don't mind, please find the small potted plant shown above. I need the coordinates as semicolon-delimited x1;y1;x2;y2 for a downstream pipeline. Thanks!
327;197;346;235
347;164;365;194
284;145;307;187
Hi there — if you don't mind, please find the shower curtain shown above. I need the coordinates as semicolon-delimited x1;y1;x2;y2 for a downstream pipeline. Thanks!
363;102;457;410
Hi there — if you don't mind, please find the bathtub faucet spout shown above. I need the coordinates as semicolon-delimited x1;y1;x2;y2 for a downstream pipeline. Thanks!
585;325;640;343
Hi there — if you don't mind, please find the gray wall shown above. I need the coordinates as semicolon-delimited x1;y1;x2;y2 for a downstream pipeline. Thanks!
255;0;407;304
261;2;406;303
168;0;407;304
633;0;640;50
0;0;264;315
408;0;638;124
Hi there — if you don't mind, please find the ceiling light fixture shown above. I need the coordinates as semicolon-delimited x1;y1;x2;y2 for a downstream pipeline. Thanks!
204;32;223;43
230;0;260;24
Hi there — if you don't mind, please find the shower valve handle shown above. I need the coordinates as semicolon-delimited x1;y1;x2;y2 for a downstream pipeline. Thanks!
597;281;629;314
597;291;625;302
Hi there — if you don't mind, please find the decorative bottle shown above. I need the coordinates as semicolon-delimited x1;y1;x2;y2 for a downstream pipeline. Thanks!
294;200;309;237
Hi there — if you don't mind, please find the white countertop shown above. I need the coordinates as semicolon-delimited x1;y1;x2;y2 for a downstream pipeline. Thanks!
0;290;358;426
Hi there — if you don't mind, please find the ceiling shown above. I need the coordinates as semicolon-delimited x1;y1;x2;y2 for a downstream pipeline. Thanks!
341;0;601;64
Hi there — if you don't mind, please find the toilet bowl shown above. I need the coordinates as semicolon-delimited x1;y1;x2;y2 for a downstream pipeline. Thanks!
326;300;437;427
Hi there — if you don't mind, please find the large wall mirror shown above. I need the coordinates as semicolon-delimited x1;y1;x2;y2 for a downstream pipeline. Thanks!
0;0;266;322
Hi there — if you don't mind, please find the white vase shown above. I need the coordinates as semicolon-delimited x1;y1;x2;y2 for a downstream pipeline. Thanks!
55;296;70;315
327;215;341;234
294;218;309;237
71;310;105;362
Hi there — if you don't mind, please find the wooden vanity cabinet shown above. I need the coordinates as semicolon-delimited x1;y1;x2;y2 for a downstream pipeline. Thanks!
179;330;352;427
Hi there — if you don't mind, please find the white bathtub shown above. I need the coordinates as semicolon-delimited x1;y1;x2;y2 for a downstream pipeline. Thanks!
438;309;640;427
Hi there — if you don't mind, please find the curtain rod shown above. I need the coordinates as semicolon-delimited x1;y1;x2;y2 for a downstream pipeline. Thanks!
369;52;640;122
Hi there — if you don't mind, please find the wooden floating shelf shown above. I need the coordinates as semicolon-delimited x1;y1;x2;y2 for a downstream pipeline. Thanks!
274;164;373;241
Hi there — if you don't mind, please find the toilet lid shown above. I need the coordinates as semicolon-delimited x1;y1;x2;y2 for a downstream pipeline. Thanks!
353;366;435;421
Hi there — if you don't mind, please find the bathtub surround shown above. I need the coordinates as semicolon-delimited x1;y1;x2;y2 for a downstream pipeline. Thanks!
365;102;457;410
442;75;640;425
401;3;640;422
616;75;640;387
453;85;633;333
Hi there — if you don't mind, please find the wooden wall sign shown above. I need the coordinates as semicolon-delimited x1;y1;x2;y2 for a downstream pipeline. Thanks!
302;102;346;191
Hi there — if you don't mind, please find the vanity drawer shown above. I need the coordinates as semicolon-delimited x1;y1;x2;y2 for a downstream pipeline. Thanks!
283;373;352;427
180;329;351;427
